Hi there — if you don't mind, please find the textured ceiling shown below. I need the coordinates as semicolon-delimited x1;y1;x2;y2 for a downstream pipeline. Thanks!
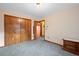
0;3;79;19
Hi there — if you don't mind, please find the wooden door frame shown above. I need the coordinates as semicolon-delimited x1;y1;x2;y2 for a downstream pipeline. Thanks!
41;20;45;37
41;20;45;40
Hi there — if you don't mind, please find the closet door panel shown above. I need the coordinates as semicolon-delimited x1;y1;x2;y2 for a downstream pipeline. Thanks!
20;19;27;42
5;15;31;46
5;15;20;45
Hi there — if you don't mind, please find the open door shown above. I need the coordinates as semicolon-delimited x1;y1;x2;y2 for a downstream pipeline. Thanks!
41;20;45;37
4;15;31;46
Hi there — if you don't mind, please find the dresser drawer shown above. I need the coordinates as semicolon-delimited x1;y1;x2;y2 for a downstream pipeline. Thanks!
65;45;76;51
76;43;79;52
64;40;76;46
63;40;79;55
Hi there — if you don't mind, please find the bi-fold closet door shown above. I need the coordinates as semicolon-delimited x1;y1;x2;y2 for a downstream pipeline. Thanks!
4;15;31;46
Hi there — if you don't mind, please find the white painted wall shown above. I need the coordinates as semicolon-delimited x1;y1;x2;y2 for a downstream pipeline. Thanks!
0;10;36;47
45;7;79;45
0;10;4;47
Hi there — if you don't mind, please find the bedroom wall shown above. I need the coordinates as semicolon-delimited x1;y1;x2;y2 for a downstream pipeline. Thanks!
0;11;4;47
0;10;36;47
45;7;79;45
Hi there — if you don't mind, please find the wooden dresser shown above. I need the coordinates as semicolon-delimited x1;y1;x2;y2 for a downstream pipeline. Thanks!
63;39;79;55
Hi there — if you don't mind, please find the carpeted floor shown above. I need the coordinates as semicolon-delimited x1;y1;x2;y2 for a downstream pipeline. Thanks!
0;38;76;56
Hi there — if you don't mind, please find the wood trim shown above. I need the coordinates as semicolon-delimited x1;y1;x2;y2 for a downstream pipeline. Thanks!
4;14;31;20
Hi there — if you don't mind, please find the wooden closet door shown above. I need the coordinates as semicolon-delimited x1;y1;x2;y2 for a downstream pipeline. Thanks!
4;15;20;46
20;19;27;42
4;15;31;46
26;19;31;40
20;19;31;42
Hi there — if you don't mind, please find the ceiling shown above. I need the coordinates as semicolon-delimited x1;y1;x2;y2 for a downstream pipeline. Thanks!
0;3;79;19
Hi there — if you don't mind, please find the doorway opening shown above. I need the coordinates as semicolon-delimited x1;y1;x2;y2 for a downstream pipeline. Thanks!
33;20;45;40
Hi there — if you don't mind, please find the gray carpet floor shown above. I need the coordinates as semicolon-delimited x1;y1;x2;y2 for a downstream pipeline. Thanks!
0;38;76;56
